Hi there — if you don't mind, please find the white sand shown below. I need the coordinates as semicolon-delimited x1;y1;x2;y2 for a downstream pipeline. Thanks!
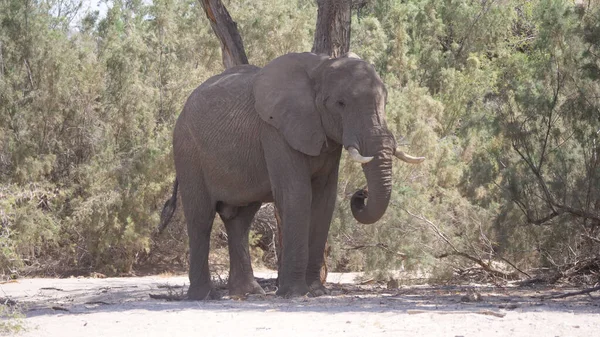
2;271;598;337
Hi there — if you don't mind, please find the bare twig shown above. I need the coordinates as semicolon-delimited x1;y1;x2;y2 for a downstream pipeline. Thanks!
538;59;561;171
497;255;531;278
437;251;509;278
405;210;513;279
455;0;496;58
581;234;600;244
407;309;506;318
343;243;407;258
0;41;4;77
24;59;34;89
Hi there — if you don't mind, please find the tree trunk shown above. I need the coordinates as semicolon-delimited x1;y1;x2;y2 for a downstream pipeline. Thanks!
311;0;352;284
199;0;248;68
312;0;352;57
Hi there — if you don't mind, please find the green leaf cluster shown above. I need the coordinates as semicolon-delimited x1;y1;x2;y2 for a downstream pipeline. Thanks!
1;0;598;280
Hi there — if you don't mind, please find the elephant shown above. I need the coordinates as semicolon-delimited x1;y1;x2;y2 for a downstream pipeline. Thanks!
159;52;424;300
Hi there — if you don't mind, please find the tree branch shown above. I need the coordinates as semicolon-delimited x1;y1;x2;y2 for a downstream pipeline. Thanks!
199;0;248;68
538;60;562;170
24;59;34;90
405;210;515;279
512;141;557;210
555;203;600;223
455;0;496;58
436;251;509;278
497;255;531;278
527;210;561;225
343;243;407;258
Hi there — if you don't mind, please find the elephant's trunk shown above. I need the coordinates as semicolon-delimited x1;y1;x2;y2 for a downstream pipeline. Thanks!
350;147;393;224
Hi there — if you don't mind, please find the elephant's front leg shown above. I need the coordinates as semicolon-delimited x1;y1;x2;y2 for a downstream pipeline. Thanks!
273;178;313;298
262;132;313;298
306;156;340;296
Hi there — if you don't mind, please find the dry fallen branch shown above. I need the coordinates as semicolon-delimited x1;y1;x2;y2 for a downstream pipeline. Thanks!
514;274;561;286
148;293;187;301
51;306;69;311
544;285;600;299
497;255;531;278
407;309;506;318
437;252;510;279
405;210;520;280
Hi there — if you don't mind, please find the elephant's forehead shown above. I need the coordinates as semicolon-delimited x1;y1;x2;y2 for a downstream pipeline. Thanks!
336;74;386;98
329;61;384;88
330;58;372;74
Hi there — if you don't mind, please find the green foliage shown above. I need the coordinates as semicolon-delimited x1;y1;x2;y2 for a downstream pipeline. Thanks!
1;0;598;281
332;0;600;278
0;0;216;274
0;302;25;335
230;0;315;66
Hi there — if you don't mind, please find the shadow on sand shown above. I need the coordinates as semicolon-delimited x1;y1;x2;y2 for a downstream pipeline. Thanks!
7;276;598;319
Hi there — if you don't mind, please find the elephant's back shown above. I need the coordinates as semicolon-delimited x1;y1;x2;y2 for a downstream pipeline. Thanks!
174;65;271;204
176;65;262;144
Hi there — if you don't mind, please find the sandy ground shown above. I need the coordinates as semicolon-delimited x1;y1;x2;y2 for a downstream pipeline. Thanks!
2;270;599;337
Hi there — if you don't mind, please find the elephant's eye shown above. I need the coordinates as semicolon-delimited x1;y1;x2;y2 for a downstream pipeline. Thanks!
336;100;346;108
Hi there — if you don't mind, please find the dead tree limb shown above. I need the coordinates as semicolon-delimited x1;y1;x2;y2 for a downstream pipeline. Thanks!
344;243;407;258
199;0;248;68
406;210;518;279
497;255;531;278
545;285;600;299
436;252;510;278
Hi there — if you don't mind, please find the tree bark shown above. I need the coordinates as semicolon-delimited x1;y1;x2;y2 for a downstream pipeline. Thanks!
312;0;352;57
199;0;248;68
310;0;352;284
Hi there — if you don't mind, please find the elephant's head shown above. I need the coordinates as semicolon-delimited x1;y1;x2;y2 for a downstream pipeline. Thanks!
254;52;424;224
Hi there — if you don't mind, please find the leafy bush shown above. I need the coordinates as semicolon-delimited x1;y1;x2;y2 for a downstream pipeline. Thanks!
1;0;598;283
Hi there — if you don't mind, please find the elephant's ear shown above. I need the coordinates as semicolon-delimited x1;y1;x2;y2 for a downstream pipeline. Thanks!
253;53;328;156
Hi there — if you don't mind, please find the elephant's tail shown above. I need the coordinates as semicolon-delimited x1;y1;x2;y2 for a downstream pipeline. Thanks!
158;178;178;234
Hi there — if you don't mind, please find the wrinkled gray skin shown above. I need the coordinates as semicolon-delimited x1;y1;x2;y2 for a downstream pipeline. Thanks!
168;52;417;300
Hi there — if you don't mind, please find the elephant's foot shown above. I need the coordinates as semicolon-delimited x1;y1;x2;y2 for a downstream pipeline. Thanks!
276;282;310;298
307;281;330;297
228;279;265;297
187;284;220;300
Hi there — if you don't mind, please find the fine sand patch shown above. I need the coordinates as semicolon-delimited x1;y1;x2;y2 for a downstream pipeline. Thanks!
2;271;599;337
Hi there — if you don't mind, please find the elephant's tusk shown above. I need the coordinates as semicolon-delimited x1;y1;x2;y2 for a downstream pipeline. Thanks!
394;147;425;164
347;147;374;164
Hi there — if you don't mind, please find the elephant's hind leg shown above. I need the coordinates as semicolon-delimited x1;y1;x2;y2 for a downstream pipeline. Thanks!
219;202;266;297
178;177;218;300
